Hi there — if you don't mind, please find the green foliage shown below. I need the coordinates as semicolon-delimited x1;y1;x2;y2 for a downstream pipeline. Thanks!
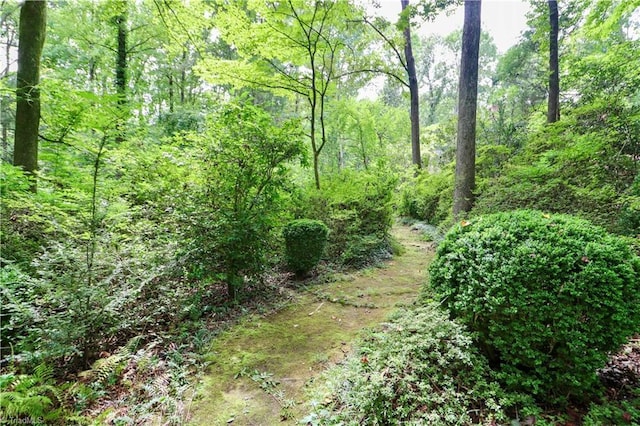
0;164;79;270
0;364;67;424
474;116;638;231
616;175;640;237
582;390;640;426
295;167;396;267
282;219;329;277
429;210;640;404
306;304;536;425
398;168;453;225
182;101;305;298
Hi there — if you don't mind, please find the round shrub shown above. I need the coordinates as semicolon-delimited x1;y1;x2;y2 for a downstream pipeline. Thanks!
283;219;329;277
428;210;640;403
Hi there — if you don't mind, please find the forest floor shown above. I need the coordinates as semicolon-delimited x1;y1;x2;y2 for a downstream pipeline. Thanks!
187;224;435;425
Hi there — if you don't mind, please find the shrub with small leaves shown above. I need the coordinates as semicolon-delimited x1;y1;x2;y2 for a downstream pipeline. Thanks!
294;167;396;267
429;210;640;404
282;219;329;277
305;305;536;425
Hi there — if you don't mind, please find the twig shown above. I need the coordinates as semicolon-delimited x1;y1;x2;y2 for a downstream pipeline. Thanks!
308;302;324;316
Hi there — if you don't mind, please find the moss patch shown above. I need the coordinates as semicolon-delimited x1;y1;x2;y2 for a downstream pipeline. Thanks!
188;225;435;425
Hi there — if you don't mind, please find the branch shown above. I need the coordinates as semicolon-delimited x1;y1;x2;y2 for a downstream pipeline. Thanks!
335;68;409;88
360;17;408;72
264;58;310;91
39;133;73;147
218;68;310;99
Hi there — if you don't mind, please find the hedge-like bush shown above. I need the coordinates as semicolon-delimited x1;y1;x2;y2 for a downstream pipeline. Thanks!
398;169;453;226
283;219;329;277
294;169;396;267
429;210;640;403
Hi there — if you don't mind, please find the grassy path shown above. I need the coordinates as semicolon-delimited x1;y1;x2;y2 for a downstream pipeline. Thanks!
188;225;435;425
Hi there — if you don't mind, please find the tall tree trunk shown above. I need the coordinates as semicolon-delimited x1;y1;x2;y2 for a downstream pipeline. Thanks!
114;2;127;143
168;74;174;113
547;0;560;123
14;1;46;192
1;13;16;161
401;0;421;169
453;0;481;218
180;50;187;104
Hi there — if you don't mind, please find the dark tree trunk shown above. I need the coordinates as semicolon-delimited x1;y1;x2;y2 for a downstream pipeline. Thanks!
453;0;481;218
547;0;560;123
180;50;187;104
114;2;127;143
14;1;46;192
401;0;421;169
168;74;174;113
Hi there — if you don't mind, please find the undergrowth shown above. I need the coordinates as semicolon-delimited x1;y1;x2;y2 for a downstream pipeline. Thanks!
303;304;539;425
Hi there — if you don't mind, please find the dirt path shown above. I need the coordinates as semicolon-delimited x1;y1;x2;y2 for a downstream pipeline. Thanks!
187;225;435;425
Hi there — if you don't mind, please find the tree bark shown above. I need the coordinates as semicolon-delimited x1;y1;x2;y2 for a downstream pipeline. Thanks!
401;0;421;169
14;1;47;192
547;0;560;123
453;0;481;218
114;2;127;143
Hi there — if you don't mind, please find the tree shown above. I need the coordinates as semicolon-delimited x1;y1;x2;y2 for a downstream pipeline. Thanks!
111;0;127;142
187;103;305;300
207;0;364;190
547;0;559;123
1;2;18;161
401;0;421;168
453;0;481;217
13;0;46;191
362;1;457;169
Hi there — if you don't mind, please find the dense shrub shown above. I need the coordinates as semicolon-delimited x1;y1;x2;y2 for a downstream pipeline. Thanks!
182;102;305;298
282;219;329;277
305;305;535;425
616;175;640;237
295;168;396;267
429;210;640;404
0;164;80;271
398;168;453;226
473;117;638;232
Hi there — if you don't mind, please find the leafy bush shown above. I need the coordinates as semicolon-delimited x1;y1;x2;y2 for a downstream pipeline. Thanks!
616;175;640;237
282;219;329;277
473;116;638;232
398;168;453;226
0;164;80;271
429;210;640;404
295;167;396;267
182;102;305;298
582;391;640;426
305;305;535;425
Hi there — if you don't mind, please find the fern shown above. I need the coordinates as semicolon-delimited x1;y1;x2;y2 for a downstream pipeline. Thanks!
78;335;142;384
0;364;64;422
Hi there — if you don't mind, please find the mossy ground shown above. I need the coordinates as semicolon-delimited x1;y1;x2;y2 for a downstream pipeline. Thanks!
188;225;435;425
